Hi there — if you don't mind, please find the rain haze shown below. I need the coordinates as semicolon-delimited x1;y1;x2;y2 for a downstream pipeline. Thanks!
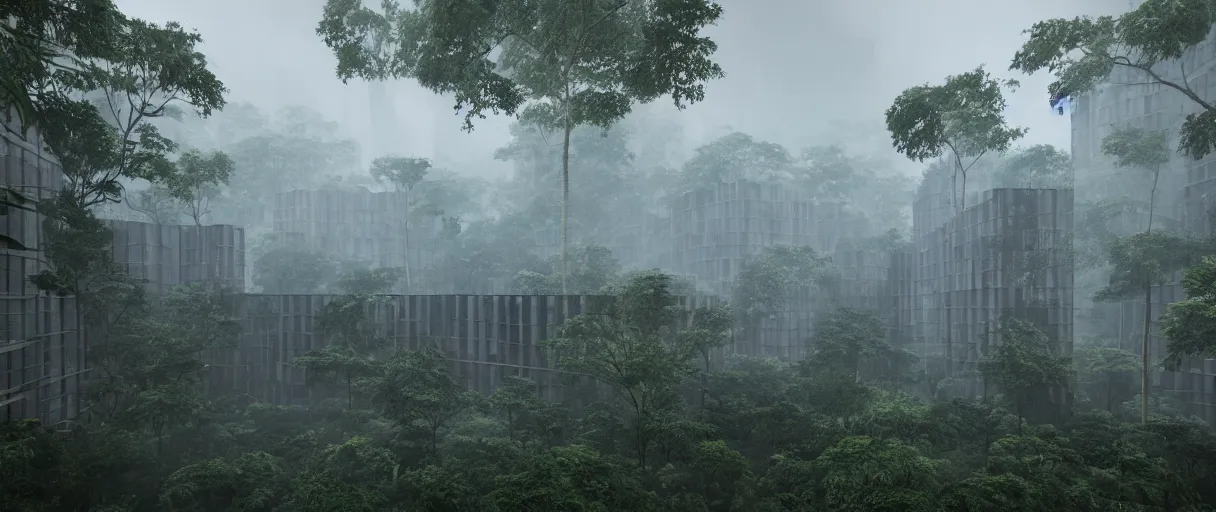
13;1;1216;509
113;0;1124;175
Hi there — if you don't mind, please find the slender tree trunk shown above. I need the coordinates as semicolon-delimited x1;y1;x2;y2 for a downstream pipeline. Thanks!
1141;166;1160;424
960;171;968;211
560;115;572;295
950;164;958;214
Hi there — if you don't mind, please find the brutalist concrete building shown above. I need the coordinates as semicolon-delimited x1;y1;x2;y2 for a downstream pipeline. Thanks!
0;107;87;426
911;163;1075;388
273;188;447;290
669;179;850;296
106;220;246;293
1070;28;1216;421
665;179;897;359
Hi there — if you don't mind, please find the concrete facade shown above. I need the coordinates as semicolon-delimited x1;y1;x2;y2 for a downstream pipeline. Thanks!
911;182;1075;384
107;220;246;294
670;180;851;296
0;107;87;426
1070;26;1216;422
272;188;445;291
207;293;720;405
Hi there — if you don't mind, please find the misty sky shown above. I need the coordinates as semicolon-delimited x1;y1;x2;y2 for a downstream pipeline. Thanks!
114;0;1126;178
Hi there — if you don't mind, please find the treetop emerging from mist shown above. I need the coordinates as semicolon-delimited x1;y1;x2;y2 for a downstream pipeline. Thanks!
885;66;1025;210
1009;0;1216;158
316;0;725;132
885;66;1024;165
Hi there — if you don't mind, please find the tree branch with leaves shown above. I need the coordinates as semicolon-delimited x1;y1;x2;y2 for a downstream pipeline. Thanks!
39;18;227;208
1010;0;1216;158
165;150;234;227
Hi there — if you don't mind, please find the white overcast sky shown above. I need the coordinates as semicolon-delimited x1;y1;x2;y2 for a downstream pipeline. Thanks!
113;0;1128;177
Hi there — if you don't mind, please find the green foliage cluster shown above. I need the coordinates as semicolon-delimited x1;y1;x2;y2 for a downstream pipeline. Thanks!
251;243;403;296
1073;342;1142;413
1096;232;1214;302
204;105;361;224
8;6;229;210
1161;256;1216;367
992;144;1073;189
7;273;1216;511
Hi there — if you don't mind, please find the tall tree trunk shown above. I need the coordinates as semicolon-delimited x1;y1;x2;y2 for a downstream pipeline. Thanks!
561;116;572;295
945;150;967;380
951;163;958;215
960;171;968;211
1141;164;1160;424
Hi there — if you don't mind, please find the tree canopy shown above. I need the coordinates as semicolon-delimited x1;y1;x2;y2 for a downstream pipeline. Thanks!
885;66;1026;210
1009;0;1216;158
317;0;726;293
317;0;725;131
1161;256;1216;367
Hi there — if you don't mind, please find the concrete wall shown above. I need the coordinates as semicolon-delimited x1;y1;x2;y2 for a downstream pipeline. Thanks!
0;106;87;426
107;220;245;293
1071;27;1216;421
670;180;852;296
912;188;1075;384
1070;36;1216;228
834;247;892;313
273;188;444;283
889;247;917;347
206;293;722;405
